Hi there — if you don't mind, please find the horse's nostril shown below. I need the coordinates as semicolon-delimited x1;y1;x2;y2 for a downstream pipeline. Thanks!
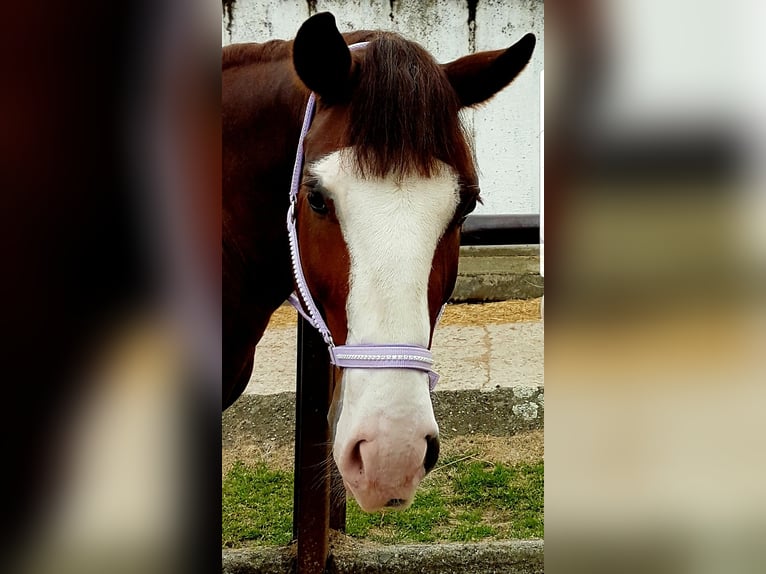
424;434;440;474
350;440;365;473
385;498;405;508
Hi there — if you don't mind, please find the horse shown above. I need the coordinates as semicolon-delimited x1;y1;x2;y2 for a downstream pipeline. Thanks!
223;12;535;512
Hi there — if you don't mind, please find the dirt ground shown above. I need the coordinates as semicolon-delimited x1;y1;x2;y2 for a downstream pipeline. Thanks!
222;429;543;479
266;298;542;329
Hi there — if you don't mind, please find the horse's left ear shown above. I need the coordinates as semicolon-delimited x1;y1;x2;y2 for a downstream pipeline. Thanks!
293;12;352;101
444;33;536;108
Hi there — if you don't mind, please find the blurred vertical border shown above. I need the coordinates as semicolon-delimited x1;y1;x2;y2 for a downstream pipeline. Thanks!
545;0;766;572
0;1;220;573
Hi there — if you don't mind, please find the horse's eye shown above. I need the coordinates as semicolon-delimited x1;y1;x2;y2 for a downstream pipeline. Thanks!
307;190;328;214
459;196;477;223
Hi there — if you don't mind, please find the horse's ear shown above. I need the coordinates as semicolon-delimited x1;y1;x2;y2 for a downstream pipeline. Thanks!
444;33;536;108
293;12;352;101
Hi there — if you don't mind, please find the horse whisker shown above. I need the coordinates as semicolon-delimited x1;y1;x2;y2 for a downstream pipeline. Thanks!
429;452;479;474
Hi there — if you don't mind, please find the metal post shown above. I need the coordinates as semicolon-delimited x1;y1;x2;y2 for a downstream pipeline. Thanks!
293;317;333;573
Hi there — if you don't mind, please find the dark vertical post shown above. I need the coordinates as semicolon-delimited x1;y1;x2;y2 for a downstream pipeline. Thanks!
293;317;333;573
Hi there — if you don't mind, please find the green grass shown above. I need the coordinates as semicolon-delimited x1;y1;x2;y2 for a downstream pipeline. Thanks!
345;487;450;543
222;457;543;547
222;462;294;546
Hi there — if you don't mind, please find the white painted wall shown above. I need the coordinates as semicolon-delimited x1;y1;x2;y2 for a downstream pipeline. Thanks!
222;0;543;215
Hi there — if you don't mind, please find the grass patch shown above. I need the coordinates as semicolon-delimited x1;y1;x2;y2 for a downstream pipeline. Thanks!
448;510;498;542
222;457;543;546
346;488;450;543
453;461;544;539
221;462;294;546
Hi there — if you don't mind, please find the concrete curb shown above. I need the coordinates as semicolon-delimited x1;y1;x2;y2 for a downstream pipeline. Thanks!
223;388;544;450
222;539;544;574
452;245;543;302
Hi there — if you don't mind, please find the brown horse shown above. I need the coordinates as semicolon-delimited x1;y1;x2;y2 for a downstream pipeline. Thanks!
223;12;535;512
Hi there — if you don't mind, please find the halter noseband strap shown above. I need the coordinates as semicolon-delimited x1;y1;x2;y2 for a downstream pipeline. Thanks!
286;41;441;391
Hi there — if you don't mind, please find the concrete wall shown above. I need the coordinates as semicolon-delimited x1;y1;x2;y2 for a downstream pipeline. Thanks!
222;0;543;216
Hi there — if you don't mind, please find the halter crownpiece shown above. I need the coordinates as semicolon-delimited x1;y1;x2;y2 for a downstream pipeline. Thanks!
286;41;441;391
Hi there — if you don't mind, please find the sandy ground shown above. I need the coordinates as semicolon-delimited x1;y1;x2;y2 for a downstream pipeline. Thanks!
265;299;541;328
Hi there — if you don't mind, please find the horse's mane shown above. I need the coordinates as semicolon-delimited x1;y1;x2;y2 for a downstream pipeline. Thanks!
348;32;472;180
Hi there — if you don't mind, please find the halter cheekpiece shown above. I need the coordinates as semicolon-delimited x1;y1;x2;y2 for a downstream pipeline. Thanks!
286;41;440;391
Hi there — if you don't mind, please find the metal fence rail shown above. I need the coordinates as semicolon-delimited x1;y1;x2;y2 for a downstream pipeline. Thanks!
460;214;540;246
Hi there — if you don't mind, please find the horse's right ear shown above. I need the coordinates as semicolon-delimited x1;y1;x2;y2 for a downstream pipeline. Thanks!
293;12;352;101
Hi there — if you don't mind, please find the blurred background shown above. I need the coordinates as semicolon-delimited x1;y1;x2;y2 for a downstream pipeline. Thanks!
0;0;764;572
544;0;766;572
1;1;220;573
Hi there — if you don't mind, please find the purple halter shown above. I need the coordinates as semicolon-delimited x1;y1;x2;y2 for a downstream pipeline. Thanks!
286;41;440;391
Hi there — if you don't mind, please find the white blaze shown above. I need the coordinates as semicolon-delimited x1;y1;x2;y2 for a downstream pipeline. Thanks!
311;149;458;502
311;150;459;347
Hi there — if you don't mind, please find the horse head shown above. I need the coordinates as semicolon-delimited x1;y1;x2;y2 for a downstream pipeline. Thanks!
290;12;535;512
